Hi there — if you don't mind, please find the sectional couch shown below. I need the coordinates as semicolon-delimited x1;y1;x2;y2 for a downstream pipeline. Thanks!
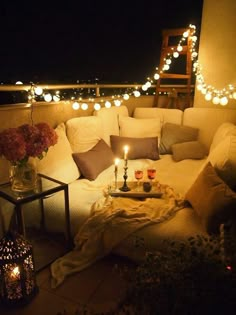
1;105;236;261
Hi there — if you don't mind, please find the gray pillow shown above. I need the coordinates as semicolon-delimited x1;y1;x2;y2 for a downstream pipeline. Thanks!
172;141;206;162
110;135;159;160
159;123;199;154
72;139;114;180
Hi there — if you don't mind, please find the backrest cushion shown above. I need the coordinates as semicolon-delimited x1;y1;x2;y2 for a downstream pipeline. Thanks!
37;123;80;183
66;116;103;153
119;116;161;140
183;108;236;153
210;122;236;153
94;105;129;146
133;107;183;125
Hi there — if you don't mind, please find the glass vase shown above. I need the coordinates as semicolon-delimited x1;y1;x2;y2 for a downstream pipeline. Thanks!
9;160;37;193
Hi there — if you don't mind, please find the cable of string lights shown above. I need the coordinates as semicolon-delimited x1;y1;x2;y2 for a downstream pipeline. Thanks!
28;24;236;110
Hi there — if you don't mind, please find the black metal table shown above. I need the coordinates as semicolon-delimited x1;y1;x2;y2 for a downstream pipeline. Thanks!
0;173;72;249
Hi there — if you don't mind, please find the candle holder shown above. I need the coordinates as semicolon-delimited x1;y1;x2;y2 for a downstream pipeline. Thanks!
119;166;130;192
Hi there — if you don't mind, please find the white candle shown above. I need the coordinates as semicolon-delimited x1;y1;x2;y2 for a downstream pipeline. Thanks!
123;145;129;160
114;158;120;173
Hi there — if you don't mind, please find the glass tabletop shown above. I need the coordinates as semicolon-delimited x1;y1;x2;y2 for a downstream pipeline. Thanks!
0;174;67;203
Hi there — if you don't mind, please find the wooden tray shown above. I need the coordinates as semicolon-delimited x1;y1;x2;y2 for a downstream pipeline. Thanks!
109;181;163;199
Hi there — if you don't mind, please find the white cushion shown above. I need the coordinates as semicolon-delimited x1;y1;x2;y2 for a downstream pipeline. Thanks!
207;135;236;188
210;122;236;152
66;116;103;153
37;123;80;183
94;105;129;146
119;116;161;140
133;107;183;125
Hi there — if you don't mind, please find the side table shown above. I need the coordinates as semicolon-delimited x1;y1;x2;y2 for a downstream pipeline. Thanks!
0;174;72;270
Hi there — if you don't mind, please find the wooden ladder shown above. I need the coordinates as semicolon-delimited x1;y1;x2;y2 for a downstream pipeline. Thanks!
153;27;194;109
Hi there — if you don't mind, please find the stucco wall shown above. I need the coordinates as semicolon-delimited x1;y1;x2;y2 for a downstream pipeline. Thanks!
194;0;236;109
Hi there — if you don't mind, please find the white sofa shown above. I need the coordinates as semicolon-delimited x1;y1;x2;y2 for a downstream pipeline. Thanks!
1;106;236;260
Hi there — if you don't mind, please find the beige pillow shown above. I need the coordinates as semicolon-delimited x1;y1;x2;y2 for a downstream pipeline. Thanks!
172;141;206;162
119;116;161;140
66;116;103;153
159;123;199;154
185;162;236;234
210;122;236;153
72;139;115;180
110;135;159;160
207;135;236;189
37;123;80;183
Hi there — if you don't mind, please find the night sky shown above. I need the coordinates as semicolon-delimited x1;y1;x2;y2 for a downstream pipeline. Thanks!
0;0;204;84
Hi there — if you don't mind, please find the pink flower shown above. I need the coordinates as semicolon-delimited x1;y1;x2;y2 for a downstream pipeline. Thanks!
0;123;58;164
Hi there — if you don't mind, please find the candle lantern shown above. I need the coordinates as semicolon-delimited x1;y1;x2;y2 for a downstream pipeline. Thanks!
0;232;38;306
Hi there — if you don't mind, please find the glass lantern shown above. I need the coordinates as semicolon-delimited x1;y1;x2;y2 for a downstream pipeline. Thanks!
0;232;38;306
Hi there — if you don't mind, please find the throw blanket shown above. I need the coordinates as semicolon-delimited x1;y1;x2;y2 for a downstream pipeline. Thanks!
51;185;185;288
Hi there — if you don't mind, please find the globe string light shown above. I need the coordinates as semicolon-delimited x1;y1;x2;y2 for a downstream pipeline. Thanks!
27;24;235;110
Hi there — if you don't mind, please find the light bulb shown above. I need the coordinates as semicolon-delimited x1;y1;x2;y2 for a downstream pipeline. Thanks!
177;45;183;52
205;93;212;101
72;102;80;110
44;93;52;102
123;94;129;100
53;95;60;102
173;52;179;58
81;103;88;110
220;97;228;106
105;101;111;108
163;64;170;71
133;91;140;97
142;85;148;91
114;99;121;106
212;96;220;105
94;103;101;110
34;86;43;95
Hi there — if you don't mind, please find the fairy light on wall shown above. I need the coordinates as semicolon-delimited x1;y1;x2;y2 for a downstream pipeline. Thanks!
26;23;236;110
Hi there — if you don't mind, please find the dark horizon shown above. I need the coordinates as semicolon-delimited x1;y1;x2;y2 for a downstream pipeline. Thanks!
0;0;204;85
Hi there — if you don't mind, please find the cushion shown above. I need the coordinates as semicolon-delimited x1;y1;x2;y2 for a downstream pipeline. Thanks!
210;122;236;153
94;105;129;146
110;135;159;160
159;123;199;154
37;123;80;183
72;139;115;180
119;116;161;140
206;135;236;189
66;116;103;153
172;141;206;162
185;162;236;234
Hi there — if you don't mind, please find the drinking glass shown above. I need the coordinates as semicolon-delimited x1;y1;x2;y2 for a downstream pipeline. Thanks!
147;168;156;186
134;169;143;191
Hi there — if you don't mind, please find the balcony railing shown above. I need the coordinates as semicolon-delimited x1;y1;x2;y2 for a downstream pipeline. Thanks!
0;83;195;109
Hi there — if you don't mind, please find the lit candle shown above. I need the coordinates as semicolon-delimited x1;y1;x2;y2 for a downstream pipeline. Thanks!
114;158;120;173
10;266;20;280
123;145;129;160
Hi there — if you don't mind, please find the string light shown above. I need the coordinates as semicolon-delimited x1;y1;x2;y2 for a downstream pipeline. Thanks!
26;24;235;110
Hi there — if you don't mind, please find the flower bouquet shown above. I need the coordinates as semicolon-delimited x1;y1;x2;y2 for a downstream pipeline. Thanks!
0;123;58;192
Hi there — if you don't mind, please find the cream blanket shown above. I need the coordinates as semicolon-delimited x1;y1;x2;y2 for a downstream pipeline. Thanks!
51;185;185;288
